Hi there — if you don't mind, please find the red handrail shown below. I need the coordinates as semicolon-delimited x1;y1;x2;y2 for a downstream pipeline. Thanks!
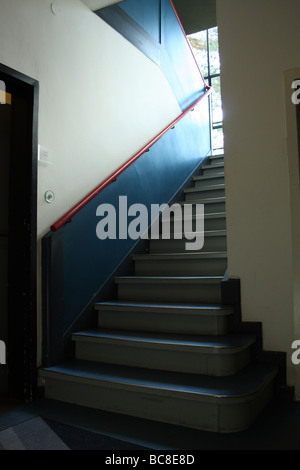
50;87;211;232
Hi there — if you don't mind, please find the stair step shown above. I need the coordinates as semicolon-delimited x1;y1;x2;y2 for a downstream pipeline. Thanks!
72;329;255;376
160;212;227;232
204;213;227;230
193;174;225;188
185;184;226;192
39;360;278;433
194;173;224;181
115;276;223;303
184;184;225;201
202;163;224;170
132;252;227;276
96;301;233;335
149;230;227;253
209;154;224;162
178;197;226;213
202;163;224;175
179;197;226;205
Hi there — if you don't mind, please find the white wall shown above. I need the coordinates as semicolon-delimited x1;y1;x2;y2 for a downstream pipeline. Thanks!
0;0;181;238
0;0;181;366
216;0;300;389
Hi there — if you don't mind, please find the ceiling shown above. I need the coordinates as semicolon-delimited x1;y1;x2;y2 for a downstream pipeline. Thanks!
172;0;217;34
81;0;125;11
82;0;217;35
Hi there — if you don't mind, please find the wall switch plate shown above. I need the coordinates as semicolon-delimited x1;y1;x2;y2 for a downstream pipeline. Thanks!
38;145;52;166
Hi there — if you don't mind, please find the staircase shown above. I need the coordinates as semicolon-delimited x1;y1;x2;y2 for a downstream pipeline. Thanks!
40;154;278;433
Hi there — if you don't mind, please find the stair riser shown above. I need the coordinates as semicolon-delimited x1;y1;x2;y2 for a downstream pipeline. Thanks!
209;156;224;165
175;201;225;214
97;310;230;335
185;188;225;201
117;282;222;303
74;340;252;376
149;235;227;253
134;258;227;276
159;216;226;233
204;217;227;231
41;374;275;433
204;201;226;213
202;167;224;175
194;176;224;188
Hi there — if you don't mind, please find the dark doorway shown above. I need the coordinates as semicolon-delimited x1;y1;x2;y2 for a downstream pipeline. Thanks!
0;64;38;402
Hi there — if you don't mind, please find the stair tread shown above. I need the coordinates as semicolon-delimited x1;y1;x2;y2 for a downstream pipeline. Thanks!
115;276;223;284
96;300;233;314
194;174;224;181
205;212;226;218
184;184;225;193
73;329;256;350
133;252;227;260
179;197;226;205
151;230;226;239
171;212;226;220
40;360;278;400
202;163;224;170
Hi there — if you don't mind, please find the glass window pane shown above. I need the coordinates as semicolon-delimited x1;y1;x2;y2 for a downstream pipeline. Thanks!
188;31;208;78
189;27;223;155
211;76;223;124
208;27;220;75
212;128;224;154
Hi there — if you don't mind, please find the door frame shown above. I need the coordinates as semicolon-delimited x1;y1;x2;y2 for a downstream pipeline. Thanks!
284;69;300;400
0;63;39;401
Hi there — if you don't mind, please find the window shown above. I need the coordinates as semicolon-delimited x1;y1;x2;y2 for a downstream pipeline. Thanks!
188;27;224;155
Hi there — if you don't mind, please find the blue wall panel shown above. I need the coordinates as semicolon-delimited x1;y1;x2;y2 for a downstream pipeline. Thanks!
119;0;161;43
160;0;205;109
62;100;210;331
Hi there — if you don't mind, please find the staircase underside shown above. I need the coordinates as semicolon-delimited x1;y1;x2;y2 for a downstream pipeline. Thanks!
40;154;279;433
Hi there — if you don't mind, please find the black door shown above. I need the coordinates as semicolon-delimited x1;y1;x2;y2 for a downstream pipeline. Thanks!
0;64;39;402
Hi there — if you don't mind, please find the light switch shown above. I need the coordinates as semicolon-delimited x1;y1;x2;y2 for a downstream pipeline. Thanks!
38;145;52;166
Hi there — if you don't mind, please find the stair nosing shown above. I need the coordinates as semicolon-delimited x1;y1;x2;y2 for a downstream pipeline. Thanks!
132;252;227;260
184;184;225;193
40;360;278;402
115;276;223;284
194;174;224;181
179;197;226;205
202;164;224;170
150;231;227;241
72;329;256;354
170;212;226;220
95;301;234;316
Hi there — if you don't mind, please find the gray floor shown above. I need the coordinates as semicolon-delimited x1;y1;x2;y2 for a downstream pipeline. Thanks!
0;416;69;450
1;393;300;450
